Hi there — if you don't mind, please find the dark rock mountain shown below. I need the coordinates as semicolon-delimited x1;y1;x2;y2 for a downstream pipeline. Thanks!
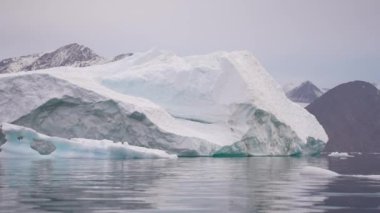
0;43;132;74
286;81;323;103
23;43;105;70
306;81;380;153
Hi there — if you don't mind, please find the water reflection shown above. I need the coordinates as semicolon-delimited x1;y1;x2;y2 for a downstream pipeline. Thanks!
318;155;380;212
0;156;379;212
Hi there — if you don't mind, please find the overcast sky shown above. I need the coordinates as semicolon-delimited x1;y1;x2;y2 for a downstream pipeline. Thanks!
1;0;379;87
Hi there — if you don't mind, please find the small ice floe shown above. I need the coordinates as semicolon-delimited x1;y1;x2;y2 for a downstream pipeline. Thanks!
300;166;339;178
301;166;380;180
328;152;354;158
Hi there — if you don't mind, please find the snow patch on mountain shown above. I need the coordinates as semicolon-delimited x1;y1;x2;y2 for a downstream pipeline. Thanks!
0;54;42;73
23;43;106;70
372;82;379;90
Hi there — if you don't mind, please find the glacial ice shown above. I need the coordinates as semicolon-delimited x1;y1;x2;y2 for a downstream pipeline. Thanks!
213;106;325;157
0;123;176;159
100;50;327;143
0;73;104;123
0;49;328;157
12;96;219;156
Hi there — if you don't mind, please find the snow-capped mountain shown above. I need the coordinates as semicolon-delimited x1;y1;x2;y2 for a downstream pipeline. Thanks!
307;81;380;153
0;43;132;74
0;49;328;158
23;43;106;70
285;81;323;104
0;53;42;73
372;82;379;90
282;82;300;94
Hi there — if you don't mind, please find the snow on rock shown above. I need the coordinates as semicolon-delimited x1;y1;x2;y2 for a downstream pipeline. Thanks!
328;152;354;158
0;43;106;74
0;54;42;74
372;82;379;89
23;43;106;70
0;123;177;159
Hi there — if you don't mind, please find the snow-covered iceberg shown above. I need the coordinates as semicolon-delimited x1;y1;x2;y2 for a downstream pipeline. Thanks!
0;49;328;157
0;123;176;159
99;50;328;156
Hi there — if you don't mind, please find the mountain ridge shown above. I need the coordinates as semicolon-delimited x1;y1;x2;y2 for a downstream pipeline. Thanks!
285;81;323;104
0;43;132;73
307;81;380;153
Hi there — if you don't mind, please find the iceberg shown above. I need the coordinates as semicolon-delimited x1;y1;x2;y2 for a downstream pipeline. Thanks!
0;49;328;157
328;152;354;158
0;123;176;159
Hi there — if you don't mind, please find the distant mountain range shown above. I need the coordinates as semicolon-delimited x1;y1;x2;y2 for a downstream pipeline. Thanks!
283;81;324;104
307;81;380;153
0;43;133;74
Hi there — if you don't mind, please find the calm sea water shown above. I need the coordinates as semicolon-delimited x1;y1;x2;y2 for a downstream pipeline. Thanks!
0;155;380;213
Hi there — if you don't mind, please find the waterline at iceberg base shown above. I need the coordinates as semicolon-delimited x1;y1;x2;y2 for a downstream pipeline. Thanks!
0;123;177;159
0;50;327;158
0;122;325;159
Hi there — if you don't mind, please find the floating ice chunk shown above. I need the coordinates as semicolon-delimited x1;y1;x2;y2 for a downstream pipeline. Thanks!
349;174;380;180
0;123;176;159
300;166;380;180
300;166;339;177
328;152;354;158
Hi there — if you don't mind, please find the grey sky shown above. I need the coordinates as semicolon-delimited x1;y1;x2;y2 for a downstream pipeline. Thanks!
1;0;379;88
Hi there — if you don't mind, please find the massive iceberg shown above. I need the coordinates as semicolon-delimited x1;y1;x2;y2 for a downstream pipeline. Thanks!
0;50;328;157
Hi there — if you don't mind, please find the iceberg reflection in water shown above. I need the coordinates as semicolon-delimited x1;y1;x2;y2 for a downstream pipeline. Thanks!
1;156;380;212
